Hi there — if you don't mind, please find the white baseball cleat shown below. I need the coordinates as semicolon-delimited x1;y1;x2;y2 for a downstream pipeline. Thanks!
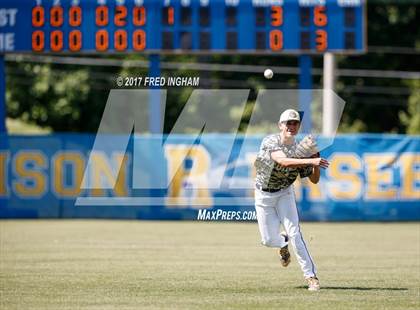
306;277;320;291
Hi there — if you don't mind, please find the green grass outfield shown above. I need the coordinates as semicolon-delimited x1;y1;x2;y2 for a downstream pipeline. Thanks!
1;220;419;310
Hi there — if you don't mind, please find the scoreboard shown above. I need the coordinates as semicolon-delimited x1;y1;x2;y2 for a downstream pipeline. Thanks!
0;0;365;54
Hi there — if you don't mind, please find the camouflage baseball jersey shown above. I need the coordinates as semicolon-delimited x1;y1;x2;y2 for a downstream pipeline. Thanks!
254;134;313;191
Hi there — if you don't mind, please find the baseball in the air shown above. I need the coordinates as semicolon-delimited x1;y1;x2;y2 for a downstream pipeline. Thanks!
264;69;273;79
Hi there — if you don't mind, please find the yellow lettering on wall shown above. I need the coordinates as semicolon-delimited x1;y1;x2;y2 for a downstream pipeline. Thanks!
165;145;212;206
0;152;8;196
53;152;84;197
294;175;323;202
400;153;420;200
14;152;47;197
302;177;323;200
364;153;398;200
328;153;362;200
113;154;129;197
89;153;128;197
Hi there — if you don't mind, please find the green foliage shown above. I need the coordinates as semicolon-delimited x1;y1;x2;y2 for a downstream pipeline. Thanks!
6;117;51;134
336;2;419;134
7;60;118;132
399;80;420;134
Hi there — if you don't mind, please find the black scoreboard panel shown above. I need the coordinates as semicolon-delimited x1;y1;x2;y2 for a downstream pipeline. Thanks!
0;0;365;54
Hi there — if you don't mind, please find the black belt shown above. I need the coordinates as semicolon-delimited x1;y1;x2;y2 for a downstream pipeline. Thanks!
255;184;281;193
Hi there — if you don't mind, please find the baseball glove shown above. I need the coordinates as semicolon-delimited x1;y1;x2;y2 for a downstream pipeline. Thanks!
294;134;319;158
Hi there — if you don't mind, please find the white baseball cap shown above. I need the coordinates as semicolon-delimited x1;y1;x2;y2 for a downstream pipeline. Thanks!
279;109;301;123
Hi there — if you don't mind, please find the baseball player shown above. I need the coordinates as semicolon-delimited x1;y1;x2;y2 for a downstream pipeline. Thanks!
254;109;329;291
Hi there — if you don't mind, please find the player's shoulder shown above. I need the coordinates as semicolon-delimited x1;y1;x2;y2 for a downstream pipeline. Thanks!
261;134;280;147
262;134;279;142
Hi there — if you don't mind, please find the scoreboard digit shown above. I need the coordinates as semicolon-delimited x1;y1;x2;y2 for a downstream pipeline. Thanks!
0;0;365;54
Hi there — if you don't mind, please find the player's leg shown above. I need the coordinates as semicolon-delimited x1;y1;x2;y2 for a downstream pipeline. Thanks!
276;187;319;287
254;189;288;248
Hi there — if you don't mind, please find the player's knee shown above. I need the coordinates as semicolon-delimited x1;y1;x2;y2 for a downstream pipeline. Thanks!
285;227;299;239
288;232;298;239
261;238;276;247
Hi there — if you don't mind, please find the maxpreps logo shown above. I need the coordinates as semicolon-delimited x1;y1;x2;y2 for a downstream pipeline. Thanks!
74;89;346;207
197;209;257;221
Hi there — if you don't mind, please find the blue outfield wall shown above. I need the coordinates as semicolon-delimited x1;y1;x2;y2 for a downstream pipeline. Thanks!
0;133;419;221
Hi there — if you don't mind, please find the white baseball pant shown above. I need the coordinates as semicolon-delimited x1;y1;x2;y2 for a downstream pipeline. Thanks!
254;186;317;278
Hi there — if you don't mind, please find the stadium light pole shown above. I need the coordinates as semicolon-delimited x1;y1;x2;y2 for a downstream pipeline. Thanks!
0;55;6;134
299;55;312;133
322;52;336;136
149;54;162;134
